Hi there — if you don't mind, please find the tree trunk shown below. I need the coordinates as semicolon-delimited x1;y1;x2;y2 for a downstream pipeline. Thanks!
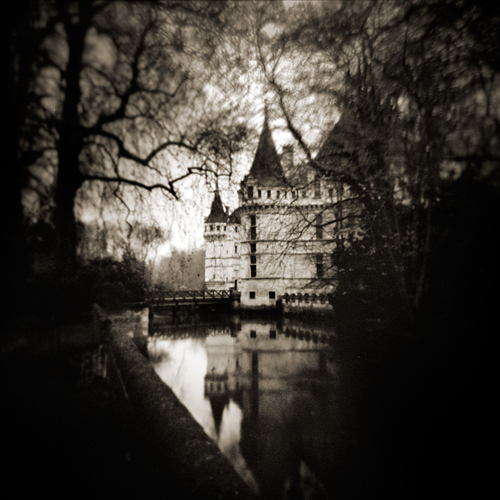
4;1;30;335
53;1;90;264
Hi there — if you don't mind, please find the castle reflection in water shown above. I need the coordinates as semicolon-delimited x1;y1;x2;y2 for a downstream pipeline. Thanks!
149;317;342;499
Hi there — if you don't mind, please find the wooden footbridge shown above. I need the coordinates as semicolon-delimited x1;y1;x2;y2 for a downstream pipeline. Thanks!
148;289;239;307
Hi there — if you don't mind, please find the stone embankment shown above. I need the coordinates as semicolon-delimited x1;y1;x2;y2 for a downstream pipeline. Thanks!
95;306;259;500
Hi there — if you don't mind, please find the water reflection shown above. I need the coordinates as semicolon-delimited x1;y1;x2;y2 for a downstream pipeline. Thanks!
149;317;337;499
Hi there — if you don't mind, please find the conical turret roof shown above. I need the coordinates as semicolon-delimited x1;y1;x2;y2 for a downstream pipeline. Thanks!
206;189;228;223
209;394;229;437
247;109;284;184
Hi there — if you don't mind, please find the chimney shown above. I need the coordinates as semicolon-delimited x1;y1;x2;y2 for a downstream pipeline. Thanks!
281;144;293;172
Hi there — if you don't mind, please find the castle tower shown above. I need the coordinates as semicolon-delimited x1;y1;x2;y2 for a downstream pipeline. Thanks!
203;334;243;437
204;189;242;290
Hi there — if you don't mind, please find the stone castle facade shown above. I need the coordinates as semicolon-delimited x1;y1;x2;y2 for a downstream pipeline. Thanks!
204;111;359;309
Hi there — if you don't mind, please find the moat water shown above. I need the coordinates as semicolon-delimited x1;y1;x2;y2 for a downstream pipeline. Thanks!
148;314;356;500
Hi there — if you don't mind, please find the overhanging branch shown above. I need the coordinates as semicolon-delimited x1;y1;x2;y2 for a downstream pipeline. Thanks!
84;175;178;198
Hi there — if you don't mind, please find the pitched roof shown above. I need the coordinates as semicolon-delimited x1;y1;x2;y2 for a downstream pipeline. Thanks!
315;109;358;173
205;190;228;223
317;109;410;173
228;207;242;224
247;110;285;184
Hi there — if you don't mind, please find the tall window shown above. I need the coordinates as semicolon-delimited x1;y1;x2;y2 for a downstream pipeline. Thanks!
250;255;257;277
250;214;257;240
248;186;254;199
316;254;324;278
267;190;271;198
250;243;256;253
316;214;323;239
257;189;262;198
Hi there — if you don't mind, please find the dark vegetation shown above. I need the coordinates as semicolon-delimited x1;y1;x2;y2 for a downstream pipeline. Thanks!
332;173;500;335
328;173;498;499
23;221;149;325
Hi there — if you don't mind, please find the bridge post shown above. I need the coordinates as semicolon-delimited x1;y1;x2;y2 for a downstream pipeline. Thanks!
230;289;241;309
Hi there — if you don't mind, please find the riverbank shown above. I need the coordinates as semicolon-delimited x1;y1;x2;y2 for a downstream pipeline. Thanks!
1;323;138;498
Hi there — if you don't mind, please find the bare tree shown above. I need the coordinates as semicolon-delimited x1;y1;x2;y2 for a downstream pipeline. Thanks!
18;0;250;265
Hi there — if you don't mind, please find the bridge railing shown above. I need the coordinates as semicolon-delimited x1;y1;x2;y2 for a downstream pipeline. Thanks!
149;289;232;303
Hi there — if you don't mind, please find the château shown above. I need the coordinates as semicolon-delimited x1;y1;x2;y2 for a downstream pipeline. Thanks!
204;110;360;309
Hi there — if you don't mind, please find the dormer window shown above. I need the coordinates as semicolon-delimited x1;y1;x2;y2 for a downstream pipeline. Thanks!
314;176;321;198
247;186;254;198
